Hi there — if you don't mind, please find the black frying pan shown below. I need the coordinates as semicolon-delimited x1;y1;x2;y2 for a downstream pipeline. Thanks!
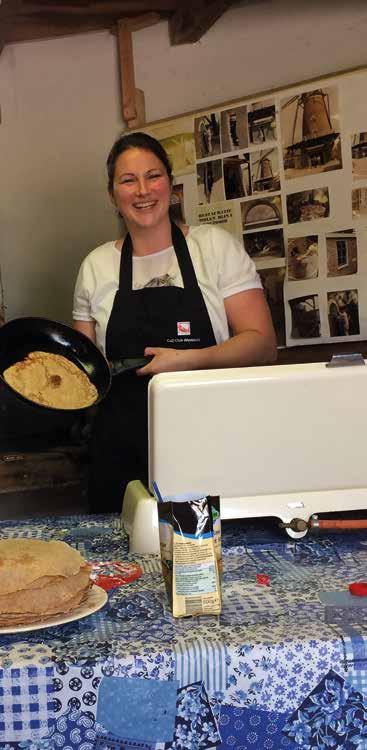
0;317;112;413
0;318;154;413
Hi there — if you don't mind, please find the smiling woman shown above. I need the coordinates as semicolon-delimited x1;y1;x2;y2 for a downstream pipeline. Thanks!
110;148;172;244
73;132;276;513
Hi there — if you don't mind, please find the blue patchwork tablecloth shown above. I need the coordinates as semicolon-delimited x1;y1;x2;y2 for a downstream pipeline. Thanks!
0;513;366;749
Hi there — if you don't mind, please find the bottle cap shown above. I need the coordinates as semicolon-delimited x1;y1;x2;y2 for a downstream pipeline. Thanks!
349;582;367;596
256;573;270;586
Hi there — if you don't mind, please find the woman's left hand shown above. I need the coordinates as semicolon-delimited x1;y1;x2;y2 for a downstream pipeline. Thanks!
136;347;197;376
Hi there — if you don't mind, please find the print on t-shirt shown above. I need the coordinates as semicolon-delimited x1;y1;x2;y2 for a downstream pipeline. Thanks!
139;273;177;289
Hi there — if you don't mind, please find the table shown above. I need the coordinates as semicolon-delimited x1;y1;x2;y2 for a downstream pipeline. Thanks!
0;514;367;750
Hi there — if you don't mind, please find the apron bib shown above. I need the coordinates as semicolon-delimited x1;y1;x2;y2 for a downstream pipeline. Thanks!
89;222;216;512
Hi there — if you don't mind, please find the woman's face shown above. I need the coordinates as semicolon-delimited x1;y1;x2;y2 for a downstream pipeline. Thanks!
111;147;171;233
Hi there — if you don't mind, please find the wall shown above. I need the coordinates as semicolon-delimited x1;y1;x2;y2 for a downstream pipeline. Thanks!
1;0;367;323
0;32;122;323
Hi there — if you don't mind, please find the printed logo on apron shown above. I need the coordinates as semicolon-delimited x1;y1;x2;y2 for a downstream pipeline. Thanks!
177;321;191;336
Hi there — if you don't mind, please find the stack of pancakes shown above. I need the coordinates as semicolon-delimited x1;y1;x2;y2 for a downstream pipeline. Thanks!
3;351;98;409
0;539;91;626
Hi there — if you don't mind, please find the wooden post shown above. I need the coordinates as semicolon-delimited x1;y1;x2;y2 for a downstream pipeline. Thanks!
117;19;146;129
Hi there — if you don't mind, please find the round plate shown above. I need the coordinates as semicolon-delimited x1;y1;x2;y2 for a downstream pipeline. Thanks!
0;584;108;634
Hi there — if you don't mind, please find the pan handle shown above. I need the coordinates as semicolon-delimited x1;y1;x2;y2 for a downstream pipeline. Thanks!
110;356;154;377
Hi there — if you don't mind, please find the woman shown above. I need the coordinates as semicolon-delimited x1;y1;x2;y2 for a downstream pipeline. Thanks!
73;132;277;512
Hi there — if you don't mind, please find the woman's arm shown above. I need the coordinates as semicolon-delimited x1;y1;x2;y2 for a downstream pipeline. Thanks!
138;288;277;376
73;319;97;344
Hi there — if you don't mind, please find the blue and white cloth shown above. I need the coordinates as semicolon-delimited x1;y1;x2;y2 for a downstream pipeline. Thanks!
0;666;54;742
0;515;366;749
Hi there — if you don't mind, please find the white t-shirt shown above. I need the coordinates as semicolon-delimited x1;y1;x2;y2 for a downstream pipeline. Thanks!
73;224;262;353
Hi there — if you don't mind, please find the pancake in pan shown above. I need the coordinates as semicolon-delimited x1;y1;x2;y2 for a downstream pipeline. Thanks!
3;351;98;409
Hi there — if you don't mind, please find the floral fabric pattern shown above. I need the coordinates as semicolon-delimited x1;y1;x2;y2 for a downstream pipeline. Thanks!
283;669;367;749
166;681;221;750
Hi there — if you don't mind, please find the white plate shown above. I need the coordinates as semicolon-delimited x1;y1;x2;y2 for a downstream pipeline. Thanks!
0;584;108;634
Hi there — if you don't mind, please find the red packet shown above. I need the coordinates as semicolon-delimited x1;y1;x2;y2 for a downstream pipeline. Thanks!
256;573;270;587
349;582;367;597
90;561;142;590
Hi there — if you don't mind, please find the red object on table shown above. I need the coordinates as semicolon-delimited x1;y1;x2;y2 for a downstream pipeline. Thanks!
256;573;270;586
91;561;142;590
349;582;367;596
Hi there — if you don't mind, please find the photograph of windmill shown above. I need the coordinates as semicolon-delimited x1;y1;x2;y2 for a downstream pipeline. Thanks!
223;153;251;199
250;148;280;194
280;87;342;179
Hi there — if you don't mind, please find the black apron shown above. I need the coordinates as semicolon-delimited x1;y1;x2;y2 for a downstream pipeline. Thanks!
88;222;216;512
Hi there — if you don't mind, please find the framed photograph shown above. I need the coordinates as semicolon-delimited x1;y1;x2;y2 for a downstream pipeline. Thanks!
327;289;360;337
197;159;224;204
248;100;277;145
220;106;248;151
241;195;282;231
281;87;342;180
287;236;318;280
288;295;321;339
244;228;285;259
194;113;221;159
286;188;329;224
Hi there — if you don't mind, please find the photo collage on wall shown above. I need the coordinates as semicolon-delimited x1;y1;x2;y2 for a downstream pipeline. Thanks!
144;69;367;348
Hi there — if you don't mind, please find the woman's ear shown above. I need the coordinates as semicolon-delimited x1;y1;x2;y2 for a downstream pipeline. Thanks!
109;191;121;217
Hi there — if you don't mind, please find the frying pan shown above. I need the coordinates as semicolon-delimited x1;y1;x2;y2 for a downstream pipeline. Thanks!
0;317;151;413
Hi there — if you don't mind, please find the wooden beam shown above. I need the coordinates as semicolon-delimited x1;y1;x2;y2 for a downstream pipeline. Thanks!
110;12;161;35
0;19;9;56
117;19;146;129
117;20;136;123
128;12;162;32
169;0;231;45
3;4;166;45
18;1;176;15
5;19;118;43
0;0;22;51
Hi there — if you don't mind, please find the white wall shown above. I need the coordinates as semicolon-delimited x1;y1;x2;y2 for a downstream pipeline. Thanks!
0;32;122;322
1;0;367;323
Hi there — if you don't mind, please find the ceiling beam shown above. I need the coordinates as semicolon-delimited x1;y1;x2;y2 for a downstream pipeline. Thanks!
1;0;237;49
18;1;177;15
0;0;23;52
169;0;232;45
2;1;169;44
110;12;161;34
127;12;162;32
4;19;121;44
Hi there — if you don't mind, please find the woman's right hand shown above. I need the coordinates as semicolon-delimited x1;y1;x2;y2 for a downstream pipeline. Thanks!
136;347;198;376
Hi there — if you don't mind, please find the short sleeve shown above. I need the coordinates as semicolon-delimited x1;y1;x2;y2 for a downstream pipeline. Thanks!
215;227;262;299
72;258;95;321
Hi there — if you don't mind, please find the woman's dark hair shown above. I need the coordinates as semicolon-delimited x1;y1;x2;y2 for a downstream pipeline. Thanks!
107;132;173;193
